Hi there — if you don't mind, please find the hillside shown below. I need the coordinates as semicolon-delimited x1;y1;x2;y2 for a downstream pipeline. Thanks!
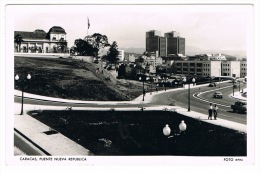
14;56;144;101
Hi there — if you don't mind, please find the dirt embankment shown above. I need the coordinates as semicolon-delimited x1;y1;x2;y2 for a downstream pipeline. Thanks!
14;56;144;101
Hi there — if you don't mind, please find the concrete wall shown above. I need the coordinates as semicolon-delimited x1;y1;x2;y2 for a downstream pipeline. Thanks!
73;56;94;63
14;53;70;58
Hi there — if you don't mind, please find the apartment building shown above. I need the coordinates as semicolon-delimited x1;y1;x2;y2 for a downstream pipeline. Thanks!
118;49;125;62
240;60;247;78
172;60;246;78
174;60;221;77
221;61;240;77
142;56;163;68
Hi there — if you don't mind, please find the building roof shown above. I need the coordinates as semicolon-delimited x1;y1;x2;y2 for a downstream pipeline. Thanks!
15;29;47;39
14;26;66;40
47;26;66;34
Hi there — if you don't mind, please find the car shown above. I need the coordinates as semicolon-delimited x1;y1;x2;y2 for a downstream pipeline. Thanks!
208;82;216;87
231;101;247;113
213;91;223;98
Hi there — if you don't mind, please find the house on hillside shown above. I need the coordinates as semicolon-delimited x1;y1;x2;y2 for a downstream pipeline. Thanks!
14;26;68;53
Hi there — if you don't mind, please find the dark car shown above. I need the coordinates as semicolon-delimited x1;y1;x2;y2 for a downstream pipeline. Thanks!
231;101;247;113
208;82;216;87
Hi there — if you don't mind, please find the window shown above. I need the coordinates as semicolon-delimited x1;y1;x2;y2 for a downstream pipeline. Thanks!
197;63;202;67
52;35;57;40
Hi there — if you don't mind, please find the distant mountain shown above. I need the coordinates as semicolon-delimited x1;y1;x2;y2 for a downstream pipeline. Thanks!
186;45;247;59
120;47;145;54
120;46;247;59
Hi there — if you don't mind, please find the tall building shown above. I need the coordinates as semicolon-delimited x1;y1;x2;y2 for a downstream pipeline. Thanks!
145;30;185;57
159;37;167;57
164;31;180;38
146;30;161;56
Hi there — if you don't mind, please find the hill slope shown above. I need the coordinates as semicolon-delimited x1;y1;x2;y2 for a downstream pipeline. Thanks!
14;56;143;101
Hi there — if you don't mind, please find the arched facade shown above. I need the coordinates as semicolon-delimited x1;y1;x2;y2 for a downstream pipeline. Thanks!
14;26;67;53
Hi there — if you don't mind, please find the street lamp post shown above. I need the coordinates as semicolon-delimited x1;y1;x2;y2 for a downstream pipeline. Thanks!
139;75;150;101
15;74;31;115
233;84;235;96
238;80;241;92
183;77;195;112
219;69;221;88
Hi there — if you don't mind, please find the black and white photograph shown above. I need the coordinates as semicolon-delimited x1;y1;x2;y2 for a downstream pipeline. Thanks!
1;1;260;172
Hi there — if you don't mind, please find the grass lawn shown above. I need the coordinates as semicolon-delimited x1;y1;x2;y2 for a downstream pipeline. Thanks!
29;110;247;156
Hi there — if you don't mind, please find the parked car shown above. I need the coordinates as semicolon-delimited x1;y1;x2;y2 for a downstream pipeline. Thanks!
208;82;216;87
231;101;247;113
213;91;223;98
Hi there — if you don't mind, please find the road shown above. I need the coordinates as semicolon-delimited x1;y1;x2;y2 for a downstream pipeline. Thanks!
149;81;247;124
14;81;247;124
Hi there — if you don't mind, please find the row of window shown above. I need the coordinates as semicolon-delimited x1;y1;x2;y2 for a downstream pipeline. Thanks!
177;68;202;72
176;63;203;67
222;64;230;66
203;69;210;71
223;69;230;71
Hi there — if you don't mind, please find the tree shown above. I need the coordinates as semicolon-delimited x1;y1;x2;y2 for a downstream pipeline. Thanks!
73;39;98;56
143;51;151;57
118;64;126;78
84;33;110;56
137;56;144;63
14;34;23;52
106;41;119;64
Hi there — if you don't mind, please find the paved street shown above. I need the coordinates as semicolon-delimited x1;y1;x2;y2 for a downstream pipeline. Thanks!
13;80;247;155
149;81;247;124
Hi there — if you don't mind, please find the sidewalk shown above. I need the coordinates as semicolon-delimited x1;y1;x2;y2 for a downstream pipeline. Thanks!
14;83;247;155
230;89;247;101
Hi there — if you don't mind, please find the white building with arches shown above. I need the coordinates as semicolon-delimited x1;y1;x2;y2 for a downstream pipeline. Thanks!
14;26;67;53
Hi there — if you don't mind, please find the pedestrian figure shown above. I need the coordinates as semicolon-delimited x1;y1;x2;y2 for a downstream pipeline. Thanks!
156;87;158;92
208;103;213;120
213;104;218;120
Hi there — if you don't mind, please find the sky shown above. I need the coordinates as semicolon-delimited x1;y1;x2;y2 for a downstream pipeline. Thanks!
8;4;253;55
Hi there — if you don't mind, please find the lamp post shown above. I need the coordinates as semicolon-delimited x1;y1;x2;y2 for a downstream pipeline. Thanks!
233;83;235;96
15;74;31;115
219;69;221;88
183;77;195;112
163;120;187;136
139;75;150;101
238;80;241;92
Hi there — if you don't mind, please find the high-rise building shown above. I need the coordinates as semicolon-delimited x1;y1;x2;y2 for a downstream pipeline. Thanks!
146;30;161;56
159;37;167;57
145;30;185;57
164;31;180;38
